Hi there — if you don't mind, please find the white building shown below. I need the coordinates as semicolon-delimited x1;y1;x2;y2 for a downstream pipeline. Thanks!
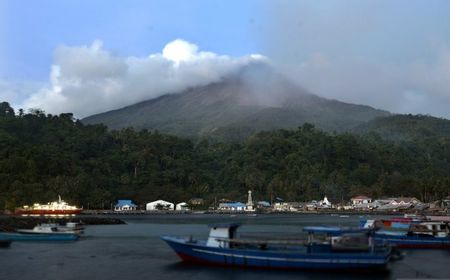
273;202;304;212
176;202;189;211
218;202;246;211
351;196;372;205
146;200;174;211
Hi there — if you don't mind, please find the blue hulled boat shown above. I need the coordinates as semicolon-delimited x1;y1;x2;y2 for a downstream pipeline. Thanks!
307;221;450;249
0;231;79;241
374;228;450;249
161;223;392;270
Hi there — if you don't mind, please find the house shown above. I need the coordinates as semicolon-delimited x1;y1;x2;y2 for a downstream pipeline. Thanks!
176;202;189;211
392;197;421;205
189;198;204;205
273;202;304;212
373;197;421;211
218;202;246;211
257;201;271;208
377;203;400;211
351;196;372;205
114;200;137;211
441;196;450;209
146;200;174;211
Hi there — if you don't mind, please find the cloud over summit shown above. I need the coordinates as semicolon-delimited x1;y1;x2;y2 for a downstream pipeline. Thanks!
22;39;265;118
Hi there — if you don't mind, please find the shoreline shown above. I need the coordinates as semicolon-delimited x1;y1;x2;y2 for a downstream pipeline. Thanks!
76;209;449;216
1;210;449;230
3;208;448;216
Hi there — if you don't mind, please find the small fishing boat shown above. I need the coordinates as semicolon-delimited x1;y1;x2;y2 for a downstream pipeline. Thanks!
0;224;80;241
373;221;450;249
17;224;82;235
360;218;423;230
161;223;392;270
35;222;85;234
0;231;79;241
322;220;450;249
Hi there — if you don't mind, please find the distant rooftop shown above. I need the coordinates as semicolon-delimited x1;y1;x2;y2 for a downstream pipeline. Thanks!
115;200;137;207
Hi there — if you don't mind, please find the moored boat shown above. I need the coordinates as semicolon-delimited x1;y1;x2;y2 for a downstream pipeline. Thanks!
15;196;83;216
161;223;392;270
374;221;450;249
0;231;79;241
326;219;450;249
0;223;81;241
17;224;83;235
35;222;85;234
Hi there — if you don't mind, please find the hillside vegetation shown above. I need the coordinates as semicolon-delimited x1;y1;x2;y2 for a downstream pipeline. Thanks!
1;102;449;210
355;114;450;141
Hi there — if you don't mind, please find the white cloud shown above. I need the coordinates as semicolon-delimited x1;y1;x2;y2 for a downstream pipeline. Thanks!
0;80;45;108
20;39;265;118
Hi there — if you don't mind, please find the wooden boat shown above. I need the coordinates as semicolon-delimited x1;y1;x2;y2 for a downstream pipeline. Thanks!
161;223;392;270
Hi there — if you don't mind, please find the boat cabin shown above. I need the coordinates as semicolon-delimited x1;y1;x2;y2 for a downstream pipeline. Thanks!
206;223;241;248
410;222;450;237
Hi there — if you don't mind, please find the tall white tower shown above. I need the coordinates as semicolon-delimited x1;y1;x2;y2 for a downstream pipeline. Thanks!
246;190;254;211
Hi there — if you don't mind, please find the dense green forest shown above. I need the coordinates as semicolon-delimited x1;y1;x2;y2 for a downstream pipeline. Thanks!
1;102;449;210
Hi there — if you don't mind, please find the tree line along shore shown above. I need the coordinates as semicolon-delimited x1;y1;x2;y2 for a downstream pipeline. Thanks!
1;102;450;212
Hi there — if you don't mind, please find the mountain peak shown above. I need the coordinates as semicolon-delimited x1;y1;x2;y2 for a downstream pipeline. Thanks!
83;64;390;141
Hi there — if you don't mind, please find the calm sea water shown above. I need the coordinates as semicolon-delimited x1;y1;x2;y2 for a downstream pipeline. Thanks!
1;214;450;280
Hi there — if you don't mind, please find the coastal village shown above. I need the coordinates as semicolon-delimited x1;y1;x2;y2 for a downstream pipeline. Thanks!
107;191;450;214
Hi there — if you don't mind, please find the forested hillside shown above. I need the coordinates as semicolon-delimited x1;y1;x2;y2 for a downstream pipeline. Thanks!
1;102;449;210
354;114;450;141
83;63;389;140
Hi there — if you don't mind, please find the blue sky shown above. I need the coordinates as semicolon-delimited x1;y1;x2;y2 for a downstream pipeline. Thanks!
1;0;450;118
1;0;262;80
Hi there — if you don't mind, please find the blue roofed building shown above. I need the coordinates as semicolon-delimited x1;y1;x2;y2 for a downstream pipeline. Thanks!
114;200;137;211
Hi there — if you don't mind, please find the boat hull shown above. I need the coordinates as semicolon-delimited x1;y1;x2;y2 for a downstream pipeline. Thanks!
161;236;391;270
375;233;450;249
0;232;79;241
15;209;83;216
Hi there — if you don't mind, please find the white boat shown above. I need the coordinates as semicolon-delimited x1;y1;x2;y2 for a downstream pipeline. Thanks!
17;224;82;235
15;196;83;216
40;222;85;234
